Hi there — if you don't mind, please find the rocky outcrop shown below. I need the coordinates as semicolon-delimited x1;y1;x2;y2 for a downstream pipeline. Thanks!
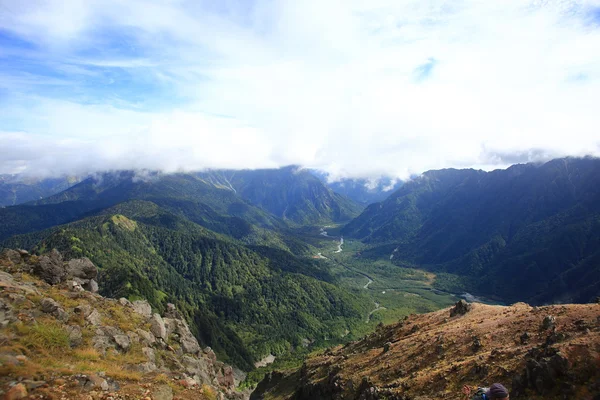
449;299;472;317
0;249;248;400
4;248;99;292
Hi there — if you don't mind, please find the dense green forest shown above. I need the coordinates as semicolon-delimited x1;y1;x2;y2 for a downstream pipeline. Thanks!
3;202;371;370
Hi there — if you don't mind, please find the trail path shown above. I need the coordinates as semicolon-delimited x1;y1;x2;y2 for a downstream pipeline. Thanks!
366;301;386;323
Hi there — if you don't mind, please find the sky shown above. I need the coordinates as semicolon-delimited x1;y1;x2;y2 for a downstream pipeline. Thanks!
0;0;599;180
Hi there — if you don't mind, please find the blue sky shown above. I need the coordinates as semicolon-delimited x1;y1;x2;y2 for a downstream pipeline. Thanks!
0;0;599;179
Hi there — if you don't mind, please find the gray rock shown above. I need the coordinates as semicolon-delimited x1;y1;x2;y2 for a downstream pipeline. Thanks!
150;313;167;339
3;249;22;264
74;304;92;317
86;309;102;326
40;297;61;314
118;298;132;307
153;384;173;400
181;355;212;384
134;361;157;373
164;318;178;337
92;335;113;354
132;300;152;318
181;335;201;354
142;347;156;362
127;331;140;344
66;258;98;280
0;298;16;327
70;280;85;292
34;250;66;285
86;279;99;293
113;334;131;352
136;329;156;345
66;325;83;347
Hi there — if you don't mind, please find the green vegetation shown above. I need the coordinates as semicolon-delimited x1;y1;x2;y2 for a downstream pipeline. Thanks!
12;208;372;371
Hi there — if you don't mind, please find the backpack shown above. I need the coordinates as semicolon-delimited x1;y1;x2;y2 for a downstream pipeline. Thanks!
471;387;490;400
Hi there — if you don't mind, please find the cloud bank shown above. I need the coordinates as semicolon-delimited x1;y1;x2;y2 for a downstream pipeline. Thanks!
1;0;599;180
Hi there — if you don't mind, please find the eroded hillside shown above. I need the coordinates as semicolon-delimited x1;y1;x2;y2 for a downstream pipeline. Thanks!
252;300;600;399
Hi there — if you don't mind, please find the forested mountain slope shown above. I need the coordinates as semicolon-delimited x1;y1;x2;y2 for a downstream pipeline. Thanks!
0;171;287;243
198;166;363;224
343;157;600;304
2;202;371;370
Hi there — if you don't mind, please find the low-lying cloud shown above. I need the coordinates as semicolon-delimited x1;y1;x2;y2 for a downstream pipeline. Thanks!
1;0;599;180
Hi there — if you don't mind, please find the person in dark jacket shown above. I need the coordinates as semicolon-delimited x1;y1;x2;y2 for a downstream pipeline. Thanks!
462;383;509;400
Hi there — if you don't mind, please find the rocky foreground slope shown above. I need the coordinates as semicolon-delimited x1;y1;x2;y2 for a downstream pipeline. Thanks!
0;249;248;400
252;300;600;399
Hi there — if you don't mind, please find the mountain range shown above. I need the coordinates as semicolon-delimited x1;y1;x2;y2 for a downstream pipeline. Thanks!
343;157;600;305
1;158;599;388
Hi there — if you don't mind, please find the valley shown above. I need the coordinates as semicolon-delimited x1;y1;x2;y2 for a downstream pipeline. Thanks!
1;159;599;399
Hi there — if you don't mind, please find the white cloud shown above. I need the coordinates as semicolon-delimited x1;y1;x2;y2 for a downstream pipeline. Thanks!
0;0;599;179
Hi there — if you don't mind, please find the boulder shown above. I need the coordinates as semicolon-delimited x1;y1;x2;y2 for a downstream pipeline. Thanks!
66;258;98;280
86;309;102;326
66;325;83;347
34;250;66;285
40;297;69;321
150;313;167;339
450;300;472;317
181;335;201;354
87;279;99;293
118;298;132;307
74;304;93;317
142;347;156;362
3;249;22;265
132;300;152;318
113;334;131;352
40;297;61;314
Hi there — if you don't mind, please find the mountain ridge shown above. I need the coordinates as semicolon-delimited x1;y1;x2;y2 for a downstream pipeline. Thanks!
342;157;600;305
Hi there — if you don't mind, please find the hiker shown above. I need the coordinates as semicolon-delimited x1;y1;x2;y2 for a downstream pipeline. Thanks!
462;383;509;400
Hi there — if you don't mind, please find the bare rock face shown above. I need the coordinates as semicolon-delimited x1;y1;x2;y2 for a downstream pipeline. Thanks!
450;299;472;317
